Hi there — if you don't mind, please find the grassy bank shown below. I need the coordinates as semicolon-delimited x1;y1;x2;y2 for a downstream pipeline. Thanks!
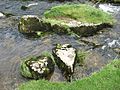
19;59;120;90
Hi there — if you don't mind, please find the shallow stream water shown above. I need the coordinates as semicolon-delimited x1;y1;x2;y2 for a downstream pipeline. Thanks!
0;0;119;90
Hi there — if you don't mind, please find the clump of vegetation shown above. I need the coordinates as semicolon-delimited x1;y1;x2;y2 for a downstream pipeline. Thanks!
76;50;88;66
44;4;114;24
20;56;36;78
19;59;120;90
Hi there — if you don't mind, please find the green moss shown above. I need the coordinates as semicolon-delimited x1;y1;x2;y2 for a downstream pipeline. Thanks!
20;59;32;78
44;4;114;24
20;56;37;78
76;50;88;66
41;51;55;63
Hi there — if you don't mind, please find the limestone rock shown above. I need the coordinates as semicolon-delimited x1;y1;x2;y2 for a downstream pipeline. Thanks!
52;44;76;81
20;56;55;79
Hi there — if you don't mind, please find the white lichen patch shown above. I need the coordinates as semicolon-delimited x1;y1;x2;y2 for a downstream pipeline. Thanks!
56;44;76;72
22;15;40;21
67;21;102;27
29;57;48;74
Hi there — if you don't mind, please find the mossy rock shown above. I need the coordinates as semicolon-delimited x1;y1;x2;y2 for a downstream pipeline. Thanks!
18;15;51;37
18;4;114;37
43;4;114;36
20;55;55;80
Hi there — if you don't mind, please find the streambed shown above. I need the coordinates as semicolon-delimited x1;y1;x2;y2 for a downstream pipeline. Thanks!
0;0;119;90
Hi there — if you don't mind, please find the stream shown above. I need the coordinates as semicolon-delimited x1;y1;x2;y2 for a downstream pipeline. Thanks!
0;0;120;90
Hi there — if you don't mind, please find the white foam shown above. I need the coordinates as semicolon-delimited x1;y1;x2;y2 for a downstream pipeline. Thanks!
27;3;38;7
99;4;120;13
108;40;118;47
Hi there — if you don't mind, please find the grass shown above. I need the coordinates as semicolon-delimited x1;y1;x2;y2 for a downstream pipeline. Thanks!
44;4;114;24
19;59;120;90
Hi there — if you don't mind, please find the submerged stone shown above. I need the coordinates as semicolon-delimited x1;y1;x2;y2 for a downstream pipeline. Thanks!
52;44;76;81
20;56;55;80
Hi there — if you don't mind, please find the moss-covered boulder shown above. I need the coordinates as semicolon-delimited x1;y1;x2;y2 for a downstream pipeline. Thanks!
20;55;55;80
18;15;51;36
52;44;76;81
43;4;114;36
18;4;114;37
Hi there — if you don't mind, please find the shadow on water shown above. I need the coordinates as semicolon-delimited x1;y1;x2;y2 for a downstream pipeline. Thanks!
0;0;120;90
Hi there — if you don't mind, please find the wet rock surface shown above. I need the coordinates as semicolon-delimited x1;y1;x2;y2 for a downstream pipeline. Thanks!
0;0;119;90
18;15;42;34
53;44;76;81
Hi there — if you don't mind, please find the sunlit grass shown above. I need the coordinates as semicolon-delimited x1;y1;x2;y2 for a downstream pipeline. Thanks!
44;4;114;24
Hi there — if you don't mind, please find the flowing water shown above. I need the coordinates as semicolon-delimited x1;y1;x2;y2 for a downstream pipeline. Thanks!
0;0;119;90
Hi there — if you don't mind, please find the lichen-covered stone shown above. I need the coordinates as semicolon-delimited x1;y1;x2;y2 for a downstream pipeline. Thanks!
20;56;55;80
52;44;76;81
18;15;51;35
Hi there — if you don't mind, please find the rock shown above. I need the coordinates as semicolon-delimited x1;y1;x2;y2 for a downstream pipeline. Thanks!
113;48;120;55
18;15;51;36
52;44;76;81
0;12;5;18
43;4;114;36
20;56;55;80
18;4;114;37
